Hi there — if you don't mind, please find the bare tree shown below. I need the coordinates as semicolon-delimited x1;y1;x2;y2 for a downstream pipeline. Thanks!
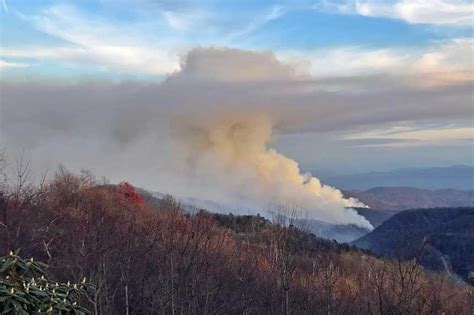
0;149;6;188
271;206;308;315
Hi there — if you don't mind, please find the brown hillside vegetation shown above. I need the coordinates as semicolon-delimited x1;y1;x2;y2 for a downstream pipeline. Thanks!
0;167;472;314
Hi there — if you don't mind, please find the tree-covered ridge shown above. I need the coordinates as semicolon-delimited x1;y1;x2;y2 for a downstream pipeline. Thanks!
0;167;472;314
353;207;474;281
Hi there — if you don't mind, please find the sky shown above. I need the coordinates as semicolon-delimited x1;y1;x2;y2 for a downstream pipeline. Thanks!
0;0;473;180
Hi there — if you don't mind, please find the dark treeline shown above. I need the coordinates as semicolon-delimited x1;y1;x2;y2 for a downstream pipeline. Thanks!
0;162;472;314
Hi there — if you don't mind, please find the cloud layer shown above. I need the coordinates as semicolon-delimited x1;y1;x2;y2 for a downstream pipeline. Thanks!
2;2;472;79
319;0;474;26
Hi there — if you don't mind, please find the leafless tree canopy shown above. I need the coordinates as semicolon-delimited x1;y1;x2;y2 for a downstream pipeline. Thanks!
0;164;471;314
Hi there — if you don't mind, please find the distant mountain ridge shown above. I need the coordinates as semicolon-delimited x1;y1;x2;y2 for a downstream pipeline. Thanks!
306;185;474;243
322;165;474;190
343;187;474;211
149;187;473;243
156;188;474;248
353;207;474;281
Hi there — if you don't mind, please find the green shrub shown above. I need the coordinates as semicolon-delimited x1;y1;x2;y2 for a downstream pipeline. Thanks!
0;251;90;314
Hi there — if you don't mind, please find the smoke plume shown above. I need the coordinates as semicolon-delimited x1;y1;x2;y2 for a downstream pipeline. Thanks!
171;112;372;228
2;47;471;229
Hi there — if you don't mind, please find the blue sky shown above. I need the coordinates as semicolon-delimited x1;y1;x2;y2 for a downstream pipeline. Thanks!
0;0;473;179
1;0;472;79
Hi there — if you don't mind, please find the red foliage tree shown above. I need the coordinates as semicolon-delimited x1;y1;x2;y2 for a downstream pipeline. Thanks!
117;181;144;207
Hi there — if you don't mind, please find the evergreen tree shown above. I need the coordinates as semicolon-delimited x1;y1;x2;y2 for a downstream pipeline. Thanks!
0;251;90;314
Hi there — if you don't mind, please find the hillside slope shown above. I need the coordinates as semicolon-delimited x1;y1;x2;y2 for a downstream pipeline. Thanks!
1;170;472;314
353;207;474;281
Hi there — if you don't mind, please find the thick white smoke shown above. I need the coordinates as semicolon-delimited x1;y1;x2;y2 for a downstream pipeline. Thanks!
171;113;372;229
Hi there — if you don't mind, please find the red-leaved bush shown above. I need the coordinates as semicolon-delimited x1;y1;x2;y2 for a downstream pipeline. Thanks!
117;181;144;207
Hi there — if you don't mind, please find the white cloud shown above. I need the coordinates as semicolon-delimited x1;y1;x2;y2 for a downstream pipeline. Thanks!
1;0;8;14
0;59;29;69
1;47;88;61
318;0;474;26
394;127;474;142
226;5;285;39
2;3;287;76
358;0;473;26
3;3;472;82
160;9;212;31
280;37;473;85
161;11;194;31
345;126;474;147
284;47;408;77
16;4;180;75
4;37;471;85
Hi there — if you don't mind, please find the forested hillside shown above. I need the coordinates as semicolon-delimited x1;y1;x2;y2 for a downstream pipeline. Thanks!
0;168;472;314
353;207;474;281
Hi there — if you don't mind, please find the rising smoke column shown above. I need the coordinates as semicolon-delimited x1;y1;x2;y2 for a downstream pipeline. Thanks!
173;113;373;229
